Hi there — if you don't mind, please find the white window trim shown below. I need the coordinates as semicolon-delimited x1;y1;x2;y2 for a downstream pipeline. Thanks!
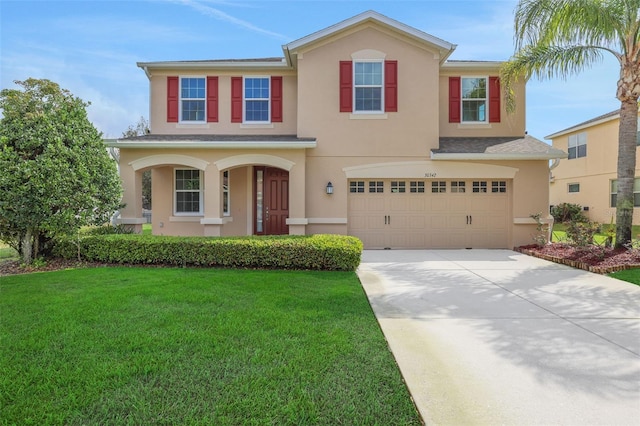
461;76;488;124
174;168;204;216
243;76;271;124
353;60;385;114
179;76;206;124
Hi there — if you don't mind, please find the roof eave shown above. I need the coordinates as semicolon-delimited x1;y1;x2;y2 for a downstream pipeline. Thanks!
284;10;456;62
545;113;619;140
441;61;504;71
136;60;291;72
430;152;567;160
106;140;317;149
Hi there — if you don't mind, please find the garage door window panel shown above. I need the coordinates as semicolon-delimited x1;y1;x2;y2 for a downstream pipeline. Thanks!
350;181;365;193
451;181;466;193
391;181;406;193
432;181;446;193
369;181;384;193
473;181;488;193
492;181;506;193
410;181;425;193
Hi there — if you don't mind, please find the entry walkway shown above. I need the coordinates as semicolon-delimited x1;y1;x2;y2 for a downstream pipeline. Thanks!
358;250;640;425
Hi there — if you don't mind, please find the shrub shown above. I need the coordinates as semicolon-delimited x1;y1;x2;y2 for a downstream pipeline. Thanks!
52;234;363;271
551;203;587;223
565;220;600;247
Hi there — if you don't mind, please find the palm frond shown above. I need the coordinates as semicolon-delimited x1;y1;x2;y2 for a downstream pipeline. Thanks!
501;45;606;112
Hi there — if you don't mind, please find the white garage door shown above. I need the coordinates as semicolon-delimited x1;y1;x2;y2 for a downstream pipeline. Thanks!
348;179;510;249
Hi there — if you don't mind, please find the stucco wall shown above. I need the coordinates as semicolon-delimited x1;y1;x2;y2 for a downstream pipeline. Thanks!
549;113;640;224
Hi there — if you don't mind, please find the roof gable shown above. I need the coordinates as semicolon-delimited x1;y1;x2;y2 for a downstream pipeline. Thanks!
283;10;456;65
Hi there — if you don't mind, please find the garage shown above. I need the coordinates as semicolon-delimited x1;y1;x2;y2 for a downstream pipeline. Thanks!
348;178;510;249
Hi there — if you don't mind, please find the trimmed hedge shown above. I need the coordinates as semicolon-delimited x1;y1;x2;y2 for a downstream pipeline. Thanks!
52;234;363;271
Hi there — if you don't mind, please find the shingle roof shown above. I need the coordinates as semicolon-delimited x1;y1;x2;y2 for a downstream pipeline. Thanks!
545;109;620;139
432;135;566;159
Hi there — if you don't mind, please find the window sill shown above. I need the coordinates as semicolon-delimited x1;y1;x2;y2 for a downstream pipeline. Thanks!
457;123;492;129
170;216;203;222
240;123;274;129
349;113;388;120
176;123;210;129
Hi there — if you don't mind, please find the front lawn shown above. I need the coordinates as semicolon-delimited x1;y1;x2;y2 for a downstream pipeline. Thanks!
0;267;420;425
609;268;640;286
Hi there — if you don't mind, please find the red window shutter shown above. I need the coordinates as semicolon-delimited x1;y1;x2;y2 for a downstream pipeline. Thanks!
448;77;461;123
489;76;501;123
167;76;179;123
206;76;218;122
231;77;243;123
339;61;353;112
384;60;398;112
271;76;283;122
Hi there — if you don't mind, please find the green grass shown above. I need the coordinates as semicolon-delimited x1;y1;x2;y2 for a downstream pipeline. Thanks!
142;223;152;235
609;268;640;286
550;223;640;245
0;267;420;425
0;245;17;260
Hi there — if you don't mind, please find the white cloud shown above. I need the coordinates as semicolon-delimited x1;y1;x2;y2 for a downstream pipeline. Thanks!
172;0;289;41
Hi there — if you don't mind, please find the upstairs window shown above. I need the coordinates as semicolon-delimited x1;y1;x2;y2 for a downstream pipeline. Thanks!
230;76;282;124
449;76;500;123
167;76;218;123
568;132;587;159
339;59;397;113
462;77;487;122
244;77;270;122
354;61;383;112
180;77;205;122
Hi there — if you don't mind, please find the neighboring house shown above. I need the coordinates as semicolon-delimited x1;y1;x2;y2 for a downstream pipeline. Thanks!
108;10;564;249
548;109;640;225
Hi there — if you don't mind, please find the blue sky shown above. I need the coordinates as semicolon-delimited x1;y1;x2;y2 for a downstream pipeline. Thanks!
1;0;621;139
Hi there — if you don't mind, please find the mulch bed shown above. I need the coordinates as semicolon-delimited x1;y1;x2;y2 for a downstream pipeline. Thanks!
516;243;640;274
0;259;106;277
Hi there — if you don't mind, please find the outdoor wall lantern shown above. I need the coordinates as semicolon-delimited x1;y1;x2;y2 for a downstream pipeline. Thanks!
326;182;334;195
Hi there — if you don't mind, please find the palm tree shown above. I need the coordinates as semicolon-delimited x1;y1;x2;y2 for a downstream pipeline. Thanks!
501;0;640;248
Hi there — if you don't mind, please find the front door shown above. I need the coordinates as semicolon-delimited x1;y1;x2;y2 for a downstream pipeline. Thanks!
255;167;289;235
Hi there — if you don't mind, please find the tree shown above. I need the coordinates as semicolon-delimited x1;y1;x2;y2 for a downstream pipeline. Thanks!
501;0;640;248
0;78;122;263
121;116;151;209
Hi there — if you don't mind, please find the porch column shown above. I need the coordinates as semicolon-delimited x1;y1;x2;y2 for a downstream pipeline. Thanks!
287;159;307;235
118;165;145;233
201;168;222;236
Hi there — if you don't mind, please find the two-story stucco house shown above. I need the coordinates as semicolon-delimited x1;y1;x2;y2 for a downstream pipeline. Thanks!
548;109;640;225
108;10;565;249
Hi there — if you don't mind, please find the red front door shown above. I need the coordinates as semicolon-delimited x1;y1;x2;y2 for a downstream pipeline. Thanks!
255;167;289;235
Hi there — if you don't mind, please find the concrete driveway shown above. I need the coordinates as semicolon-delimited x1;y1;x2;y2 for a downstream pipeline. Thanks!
357;249;640;426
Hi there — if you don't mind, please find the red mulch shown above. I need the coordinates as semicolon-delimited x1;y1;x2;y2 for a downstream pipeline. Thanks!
517;243;640;273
